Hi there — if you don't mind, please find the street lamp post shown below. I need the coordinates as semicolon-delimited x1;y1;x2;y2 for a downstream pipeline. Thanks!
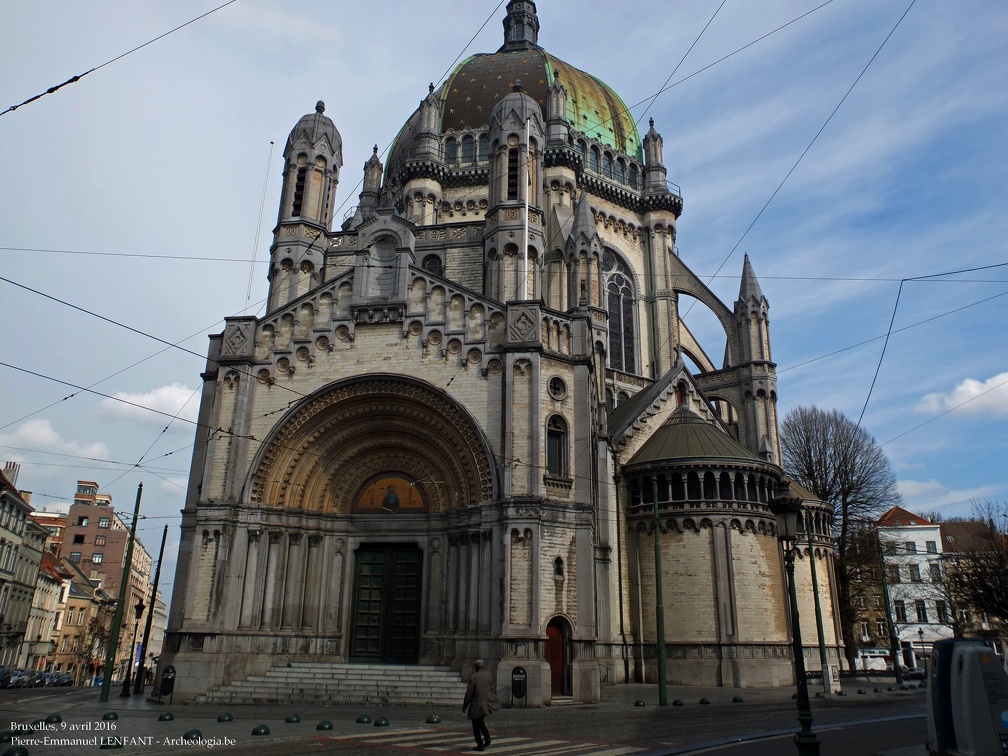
119;598;144;697
652;476;668;706
771;483;820;756
917;628;925;671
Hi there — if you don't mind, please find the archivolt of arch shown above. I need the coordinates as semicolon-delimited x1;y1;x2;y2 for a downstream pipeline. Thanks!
247;375;498;513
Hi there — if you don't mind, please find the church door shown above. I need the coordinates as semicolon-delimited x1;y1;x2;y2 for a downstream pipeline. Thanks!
349;545;423;663
545;617;570;695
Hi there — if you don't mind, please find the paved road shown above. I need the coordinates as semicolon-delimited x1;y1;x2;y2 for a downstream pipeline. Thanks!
1;680;929;756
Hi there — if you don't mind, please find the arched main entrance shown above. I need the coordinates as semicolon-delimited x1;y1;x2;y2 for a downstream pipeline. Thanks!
545;617;571;696
349;544;423;663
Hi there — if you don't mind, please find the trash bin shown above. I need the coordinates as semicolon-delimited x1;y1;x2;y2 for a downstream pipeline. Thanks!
159;665;176;703
511;666;526;708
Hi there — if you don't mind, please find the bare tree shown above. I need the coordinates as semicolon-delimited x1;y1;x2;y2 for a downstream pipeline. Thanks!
780;405;901;669
942;500;1008;628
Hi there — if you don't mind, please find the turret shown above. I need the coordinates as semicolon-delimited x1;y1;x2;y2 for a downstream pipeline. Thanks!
735;253;771;363
357;146;384;222
269;101;343;313
500;0;539;52
642;118;667;194
545;77;569;145
483;84;545;302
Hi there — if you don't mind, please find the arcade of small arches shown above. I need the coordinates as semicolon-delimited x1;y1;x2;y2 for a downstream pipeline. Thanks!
624;468;780;518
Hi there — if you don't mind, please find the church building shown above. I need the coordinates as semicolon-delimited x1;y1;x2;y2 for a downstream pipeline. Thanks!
163;1;842;704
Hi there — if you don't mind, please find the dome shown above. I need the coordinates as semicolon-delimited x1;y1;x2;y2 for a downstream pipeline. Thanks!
627;407;764;466
286;100;342;160
440;49;641;158
385;4;641;178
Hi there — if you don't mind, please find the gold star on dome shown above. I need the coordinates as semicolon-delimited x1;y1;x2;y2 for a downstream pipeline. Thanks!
452;88;459;93
466;96;471;102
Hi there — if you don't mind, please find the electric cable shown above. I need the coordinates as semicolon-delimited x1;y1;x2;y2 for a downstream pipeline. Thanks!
1;0;239;117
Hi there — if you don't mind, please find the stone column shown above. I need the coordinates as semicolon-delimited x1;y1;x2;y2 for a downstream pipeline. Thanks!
282;534;305;629
260;531;284;629
302;536;323;630
238;529;261;629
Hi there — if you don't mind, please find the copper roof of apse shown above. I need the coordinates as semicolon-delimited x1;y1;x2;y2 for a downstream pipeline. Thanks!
440;49;643;161
627;407;763;466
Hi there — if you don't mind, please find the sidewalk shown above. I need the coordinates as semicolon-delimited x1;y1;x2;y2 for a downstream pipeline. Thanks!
1;678;927;756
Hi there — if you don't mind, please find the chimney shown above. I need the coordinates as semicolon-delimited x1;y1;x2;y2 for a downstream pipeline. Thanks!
3;461;20;486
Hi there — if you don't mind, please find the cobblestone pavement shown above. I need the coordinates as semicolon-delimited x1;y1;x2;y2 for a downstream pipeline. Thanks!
1;679;928;756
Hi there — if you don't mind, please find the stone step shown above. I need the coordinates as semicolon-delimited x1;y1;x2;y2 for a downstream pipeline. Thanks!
194;662;468;705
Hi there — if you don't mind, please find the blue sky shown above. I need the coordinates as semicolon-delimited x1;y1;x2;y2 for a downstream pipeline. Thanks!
2;0;1006;599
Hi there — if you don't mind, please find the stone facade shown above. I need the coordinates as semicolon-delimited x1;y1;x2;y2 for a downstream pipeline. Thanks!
161;2;841;703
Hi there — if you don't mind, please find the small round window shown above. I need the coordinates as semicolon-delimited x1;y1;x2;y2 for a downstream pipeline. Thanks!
548;376;567;400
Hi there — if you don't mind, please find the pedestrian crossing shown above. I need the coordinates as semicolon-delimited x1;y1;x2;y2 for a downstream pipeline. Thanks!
327;726;649;755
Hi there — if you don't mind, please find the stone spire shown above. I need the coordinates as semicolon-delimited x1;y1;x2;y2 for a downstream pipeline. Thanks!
738;253;765;304
500;0;539;51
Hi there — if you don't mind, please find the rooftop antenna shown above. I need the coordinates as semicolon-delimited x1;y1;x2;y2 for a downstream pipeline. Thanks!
244;141;275;316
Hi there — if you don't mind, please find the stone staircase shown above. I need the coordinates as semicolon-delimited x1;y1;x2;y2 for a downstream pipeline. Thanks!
194;662;469;705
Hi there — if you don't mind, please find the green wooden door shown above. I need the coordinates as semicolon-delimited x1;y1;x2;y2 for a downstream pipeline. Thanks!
350;545;422;662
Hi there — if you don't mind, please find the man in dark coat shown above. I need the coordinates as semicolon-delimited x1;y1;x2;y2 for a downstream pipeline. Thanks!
462;659;499;751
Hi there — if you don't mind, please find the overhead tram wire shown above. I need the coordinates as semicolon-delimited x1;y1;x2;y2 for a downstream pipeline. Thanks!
681;0;919;328
1;0;239;117
855;262;1007;431
244;141;275;317
779;287;1008;374
634;0;726;129
327;0;509;224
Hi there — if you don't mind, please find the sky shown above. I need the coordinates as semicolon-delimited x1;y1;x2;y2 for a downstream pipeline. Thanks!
2;0;1006;609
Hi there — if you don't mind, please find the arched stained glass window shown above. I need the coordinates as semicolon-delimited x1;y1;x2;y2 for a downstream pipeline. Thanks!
589;146;600;173
445;137;457;163
478;134;489;161
606;256;636;373
461;135;475;162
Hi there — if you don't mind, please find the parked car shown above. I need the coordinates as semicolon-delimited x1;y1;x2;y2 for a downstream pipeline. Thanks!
905;667;926;680
56;672;73;686
0;667;11;687
7;669;30;688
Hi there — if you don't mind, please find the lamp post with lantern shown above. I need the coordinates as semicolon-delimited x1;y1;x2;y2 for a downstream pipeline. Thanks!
917;627;925;672
770;481;821;756
119;598;144;697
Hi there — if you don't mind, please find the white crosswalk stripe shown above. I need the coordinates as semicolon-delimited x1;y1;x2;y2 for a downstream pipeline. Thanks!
325;727;648;755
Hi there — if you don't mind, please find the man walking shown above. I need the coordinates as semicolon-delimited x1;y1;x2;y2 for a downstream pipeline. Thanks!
462;659;500;751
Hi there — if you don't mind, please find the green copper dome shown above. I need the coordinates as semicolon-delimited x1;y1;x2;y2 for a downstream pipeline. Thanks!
439;49;642;161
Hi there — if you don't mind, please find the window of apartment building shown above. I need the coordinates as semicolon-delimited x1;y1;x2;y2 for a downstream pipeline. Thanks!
887;564;901;584
97;517;110;529
72;533;85;544
860;621;869;640
929;563;942;582
60;636;68;653
77;608;85;625
936;601;949;624
915;600;928;623
894;600;907;623
876;619;887;637
885;541;896;556
904;541;917;555
909;564;922;582
91;553;103;564
71;637;80;653
94;535;106;546
872;594;882;609
69;552;81;563
76;516;88;526
926;540;937;554
857;595;866;608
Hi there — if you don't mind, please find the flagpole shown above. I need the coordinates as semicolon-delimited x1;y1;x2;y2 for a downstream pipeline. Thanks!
522;116;530;300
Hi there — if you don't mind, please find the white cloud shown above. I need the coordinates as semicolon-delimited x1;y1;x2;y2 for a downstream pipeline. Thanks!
916;372;1008;419
897;478;1000;518
99;383;200;425
0;419;110;460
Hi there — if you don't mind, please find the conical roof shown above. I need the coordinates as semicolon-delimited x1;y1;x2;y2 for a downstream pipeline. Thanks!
627;406;763;466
